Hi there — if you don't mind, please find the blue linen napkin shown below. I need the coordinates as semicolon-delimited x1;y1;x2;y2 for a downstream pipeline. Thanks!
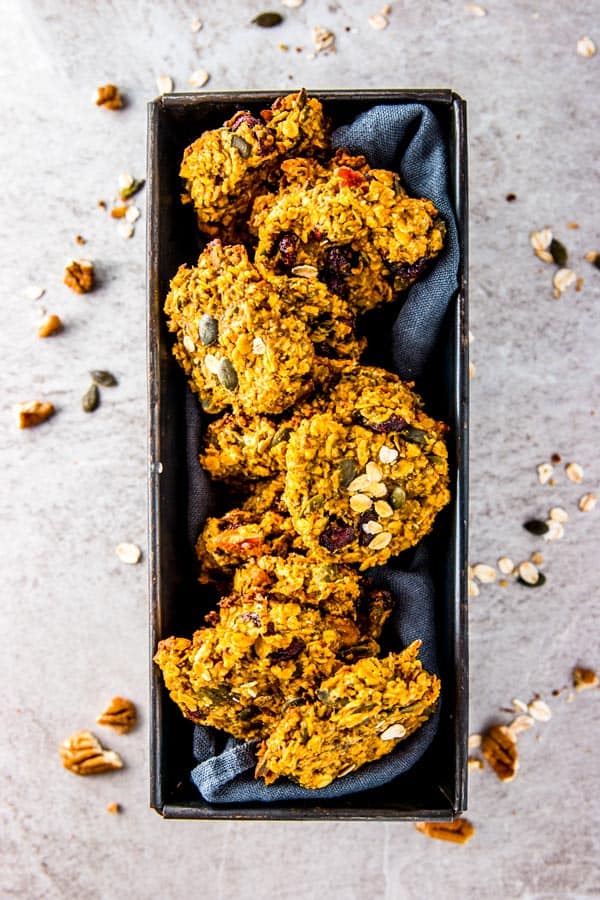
185;102;459;803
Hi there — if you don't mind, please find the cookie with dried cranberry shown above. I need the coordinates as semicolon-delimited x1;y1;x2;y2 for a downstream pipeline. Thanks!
153;586;371;741
180;90;330;240
255;640;440;789
283;407;450;569
251;150;445;312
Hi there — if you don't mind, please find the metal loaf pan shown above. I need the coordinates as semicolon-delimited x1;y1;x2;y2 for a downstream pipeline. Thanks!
147;89;469;820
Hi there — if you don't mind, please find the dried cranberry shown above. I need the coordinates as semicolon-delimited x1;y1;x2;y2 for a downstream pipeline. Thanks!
277;232;298;269
337;166;365;188
268;637;305;662
319;521;355;551
325;246;352;274
230;112;262;131
353;411;408;433
387;256;430;285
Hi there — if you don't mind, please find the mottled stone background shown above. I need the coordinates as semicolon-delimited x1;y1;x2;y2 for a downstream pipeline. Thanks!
1;1;599;897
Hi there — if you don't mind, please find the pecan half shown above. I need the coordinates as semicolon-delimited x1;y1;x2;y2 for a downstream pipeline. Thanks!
59;730;123;775
96;697;138;734
64;259;94;294
481;724;519;782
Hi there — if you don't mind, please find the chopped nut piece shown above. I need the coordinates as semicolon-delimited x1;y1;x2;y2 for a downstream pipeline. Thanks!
38;314;62;338
565;461;584;483
511;698;528;713
16;400;55;429
472;563;496;583
467;733;482;749
189;69;210;88
415;818;475;844
64;259;94;294
537;462;553;484
156;74;174;94
578;492;597;513
507;714;535;736
468;579;480;598
530;227;553;252
481;724;519;781
125;206;141;224
497;556;514;575
577;35;596;57
93;84;123;110
573;667;599;692
106;802;122;814
97;697;138;734
549;506;569;522
528;699;552;721
111;205;128;218
468;756;484;771
59;730;123;775
116;542;142;564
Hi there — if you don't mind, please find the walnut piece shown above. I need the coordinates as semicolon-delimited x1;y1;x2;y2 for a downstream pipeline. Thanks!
59;730;123;775
573;666;599;692
93;83;123;109
38;314;62;338
96;696;137;734
415;818;475;844
481;724;519;782
106;802;122;814
16;400;55;429
64;259;94;294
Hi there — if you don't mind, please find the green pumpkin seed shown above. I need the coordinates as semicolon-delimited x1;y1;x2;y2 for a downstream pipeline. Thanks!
305;494;325;513
316;689;331;704
270;425;292;448
89;369;117;387
217;358;238;391
82;383;99;413
119;177;145;201
315;563;341;583
523;519;549;536
231;134;251;158
401;426;427;445
199;313;218;346
390;486;406;509
339;458;358;487
549;238;568;267
251;11;283;27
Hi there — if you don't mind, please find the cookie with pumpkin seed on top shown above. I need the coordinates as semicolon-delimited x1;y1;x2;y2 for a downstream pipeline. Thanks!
180;89;330;241
282;371;450;569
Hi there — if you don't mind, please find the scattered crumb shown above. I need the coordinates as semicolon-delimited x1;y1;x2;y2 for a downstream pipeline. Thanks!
497;556;514;575
75;235;86;245
98;200;107;210
527;699;552;722
368;13;389;30
578;493;597;513
565;461;584;483
472;563;496;583
189;70;210;88
312;26;336;54
550;453;562;464
464;3;487;15
468;733;482;749
537;462;553;485
576;35;596;58
468;756;484;771
118;222;135;240
106;802;122;814
505;192;517;202
156;74;174;94
22;285;46;301
190;17;203;31
116;542;142;565
567;223;580;230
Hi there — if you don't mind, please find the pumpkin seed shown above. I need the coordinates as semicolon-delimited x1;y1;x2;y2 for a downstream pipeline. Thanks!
549;238;568;267
231;134;251;158
90;369;117;387
306;494;325;512
401;426;427;445
119;177;144;202
251;11;283;27
339;458;358;487
270;426;292;448
523;519;549;536
389;486;406;509
199;313;218;346
82;383;99;413
217;358;238;391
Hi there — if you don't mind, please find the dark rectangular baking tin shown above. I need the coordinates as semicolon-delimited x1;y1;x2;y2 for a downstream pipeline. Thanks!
147;89;469;820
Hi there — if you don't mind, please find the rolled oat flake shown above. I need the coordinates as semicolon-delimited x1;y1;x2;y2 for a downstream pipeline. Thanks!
116;542;142;565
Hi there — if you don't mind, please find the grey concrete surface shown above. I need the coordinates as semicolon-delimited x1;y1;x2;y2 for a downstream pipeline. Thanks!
1;1;599;898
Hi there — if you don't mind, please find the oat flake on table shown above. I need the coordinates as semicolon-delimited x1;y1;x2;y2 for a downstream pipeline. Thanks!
116;543;142;565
